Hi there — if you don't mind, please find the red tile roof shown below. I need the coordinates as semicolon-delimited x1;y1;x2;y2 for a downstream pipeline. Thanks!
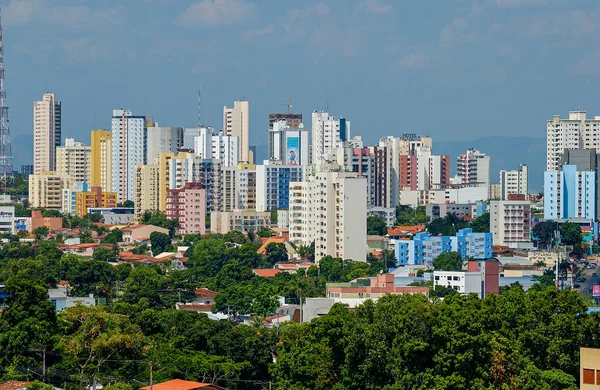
195;288;217;298
387;225;426;236
139;379;227;390
0;382;31;390
253;269;282;278
257;237;287;255
176;303;215;313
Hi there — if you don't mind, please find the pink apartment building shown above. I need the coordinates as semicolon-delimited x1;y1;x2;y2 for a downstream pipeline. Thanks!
166;183;206;235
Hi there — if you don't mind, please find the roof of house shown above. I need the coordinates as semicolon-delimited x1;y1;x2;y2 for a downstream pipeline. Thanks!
154;252;176;259
257;237;287;255
119;251;154;262
139;379;227;390
0;381;31;390
387;225;426;236
253;269;282;278
122;224;168;233
195;287;218;298
176;303;215;313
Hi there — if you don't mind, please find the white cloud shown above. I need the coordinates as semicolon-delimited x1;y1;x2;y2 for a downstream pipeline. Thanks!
179;0;256;27
527;9;596;37
243;24;274;39
3;0;44;26
401;49;431;69
315;3;331;16
487;0;551;7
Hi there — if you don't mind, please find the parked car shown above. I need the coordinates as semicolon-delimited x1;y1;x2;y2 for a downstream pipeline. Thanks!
589;263;597;269
574;284;581;289
576;277;586;283
593;272;597;277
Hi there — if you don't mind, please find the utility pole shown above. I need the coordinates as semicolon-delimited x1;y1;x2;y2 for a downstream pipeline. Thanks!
42;349;46;382
149;362;153;390
299;294;303;324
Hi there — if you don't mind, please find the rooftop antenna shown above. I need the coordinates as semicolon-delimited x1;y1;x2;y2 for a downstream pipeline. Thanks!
326;99;329;112
281;98;292;113
197;84;201;127
0;8;13;189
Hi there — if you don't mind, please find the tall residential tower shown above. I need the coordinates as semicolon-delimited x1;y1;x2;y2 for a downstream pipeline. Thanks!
33;92;61;174
223;100;249;163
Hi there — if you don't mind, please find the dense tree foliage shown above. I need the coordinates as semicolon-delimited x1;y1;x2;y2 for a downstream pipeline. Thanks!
534;220;559;248
140;210;177;237
366;216;387;236
433;251;464;271
559;222;582;246
395;205;430;226
271;286;599;389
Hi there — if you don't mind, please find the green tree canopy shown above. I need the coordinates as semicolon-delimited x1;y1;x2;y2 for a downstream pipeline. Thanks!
92;246;117;263
559;222;582;246
150;231;172;256
366;216;387;236
432;251;463;271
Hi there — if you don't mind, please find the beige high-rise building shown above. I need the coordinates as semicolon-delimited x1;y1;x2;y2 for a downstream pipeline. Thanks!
29;171;70;209
134;164;159;219
90;130;112;192
56;138;91;185
33;93;61;175
155;151;175;212
223;100;249;163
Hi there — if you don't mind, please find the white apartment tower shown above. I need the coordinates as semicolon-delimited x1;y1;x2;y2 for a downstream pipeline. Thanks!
456;148;490;189
490;200;531;247
499;164;528;200
289;165;367;263
56;138;91;185
194;129;239;167
311;111;350;166
146;126;184;164
111;109;149;203
223;100;250;163
268;120;310;166
33;92;61;174
546;111;600;171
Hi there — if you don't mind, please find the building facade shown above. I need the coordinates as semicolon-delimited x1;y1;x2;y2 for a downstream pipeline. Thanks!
255;162;304;212
90;130;112;192
433;260;499;299
194;129;239;167
499;164;528;200
210;210;270;234
56;138;91;185
311;111;349;166
490;200;532;247
546;111;600;171
223;100;250;163
111;109;150;203
289;165;367;263
75;186;118;217
166;183;206;235
146;126;184;165
544;165;596;220
268;120;309;166
33;92;61;174
134;164;159;219
29;171;69;209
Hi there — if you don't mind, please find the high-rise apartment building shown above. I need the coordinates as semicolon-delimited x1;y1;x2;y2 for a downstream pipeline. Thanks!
29;171;70;209
289;165;367;263
268;111;302;130
500;164;528;200
56;138;91;185
398;146;450;191
146;125;184;164
33;92;61;174
311;111;349;165
194;128;239;167
134;164;159;219
90;130;112;192
166;183;206;235
456;148;490;194
223;100;249;163
111;109;150;203
268;120;309;166
168;155;222;213
490;200;531;247
222;163;256;212
544;166;595;220
255;161;304;212
546;111;600;171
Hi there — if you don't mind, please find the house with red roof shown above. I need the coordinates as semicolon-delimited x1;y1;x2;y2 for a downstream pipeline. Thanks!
139;379;227;390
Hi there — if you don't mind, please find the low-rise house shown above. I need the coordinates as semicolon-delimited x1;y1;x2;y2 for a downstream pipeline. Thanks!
433;260;500;298
48;286;95;311
175;303;228;321
252;269;282;278
387;225;426;240
140;379;228;390
275;262;314;273
61;243;102;256
257;237;298;260
194;288;217;304
327;274;429;303
121;224;169;243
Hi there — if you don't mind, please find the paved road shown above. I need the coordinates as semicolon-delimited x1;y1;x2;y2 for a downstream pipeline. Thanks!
576;259;598;295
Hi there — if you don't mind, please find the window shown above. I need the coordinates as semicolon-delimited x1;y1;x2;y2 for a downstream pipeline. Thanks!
583;368;595;385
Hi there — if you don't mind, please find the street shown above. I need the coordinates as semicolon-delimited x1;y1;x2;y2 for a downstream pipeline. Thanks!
575;259;599;295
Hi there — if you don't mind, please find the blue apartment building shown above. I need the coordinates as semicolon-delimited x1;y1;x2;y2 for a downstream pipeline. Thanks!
395;228;493;266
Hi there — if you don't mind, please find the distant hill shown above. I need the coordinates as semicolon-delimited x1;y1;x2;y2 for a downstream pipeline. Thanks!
436;136;545;192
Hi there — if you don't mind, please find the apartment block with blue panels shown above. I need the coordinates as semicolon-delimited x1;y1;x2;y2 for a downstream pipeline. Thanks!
395;228;493;266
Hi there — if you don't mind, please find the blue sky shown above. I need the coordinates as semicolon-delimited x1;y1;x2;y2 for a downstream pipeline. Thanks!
3;0;600;154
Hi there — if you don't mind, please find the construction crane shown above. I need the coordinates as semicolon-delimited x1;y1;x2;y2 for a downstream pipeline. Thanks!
281;98;292;113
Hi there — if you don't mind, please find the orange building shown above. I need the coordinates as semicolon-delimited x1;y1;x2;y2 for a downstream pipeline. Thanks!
75;186;117;217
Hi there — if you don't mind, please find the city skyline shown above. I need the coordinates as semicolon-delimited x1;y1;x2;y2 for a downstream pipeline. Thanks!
1;0;599;158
